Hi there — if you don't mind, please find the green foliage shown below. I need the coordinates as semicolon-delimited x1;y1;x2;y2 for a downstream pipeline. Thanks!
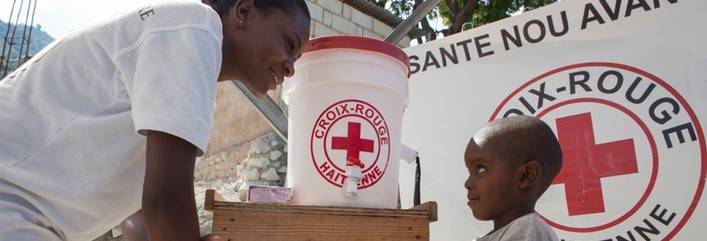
375;0;556;35
443;0;556;29
371;0;438;20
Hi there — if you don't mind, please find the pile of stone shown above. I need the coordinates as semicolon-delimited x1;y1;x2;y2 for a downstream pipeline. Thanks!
234;133;288;201
194;132;287;235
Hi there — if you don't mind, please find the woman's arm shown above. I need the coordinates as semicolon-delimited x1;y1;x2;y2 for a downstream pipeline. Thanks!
142;130;201;241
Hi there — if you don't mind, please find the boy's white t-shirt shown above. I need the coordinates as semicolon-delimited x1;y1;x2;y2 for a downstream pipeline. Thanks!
0;1;222;240
474;212;559;241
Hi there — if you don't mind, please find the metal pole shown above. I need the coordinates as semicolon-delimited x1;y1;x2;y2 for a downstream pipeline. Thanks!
23;0;37;61
17;0;32;66
3;0;25;76
1;0;19;75
384;0;441;44
231;80;288;142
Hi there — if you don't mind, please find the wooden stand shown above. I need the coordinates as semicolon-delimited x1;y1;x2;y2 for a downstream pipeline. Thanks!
204;189;437;241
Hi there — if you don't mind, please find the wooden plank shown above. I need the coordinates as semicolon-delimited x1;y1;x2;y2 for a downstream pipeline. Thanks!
204;189;225;211
206;189;437;241
410;201;438;222
212;208;430;241
212;201;433;219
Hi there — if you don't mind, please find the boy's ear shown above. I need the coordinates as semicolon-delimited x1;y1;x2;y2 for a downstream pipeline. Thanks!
518;161;541;189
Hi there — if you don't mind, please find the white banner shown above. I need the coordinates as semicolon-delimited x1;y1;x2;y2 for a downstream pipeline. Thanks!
399;0;706;240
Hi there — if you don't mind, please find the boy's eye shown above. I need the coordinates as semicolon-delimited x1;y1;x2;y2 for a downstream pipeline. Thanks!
476;165;487;174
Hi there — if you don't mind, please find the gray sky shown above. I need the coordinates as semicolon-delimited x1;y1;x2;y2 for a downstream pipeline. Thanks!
0;0;171;38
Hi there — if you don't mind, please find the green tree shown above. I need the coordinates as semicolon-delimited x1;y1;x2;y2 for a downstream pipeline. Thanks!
371;0;556;41
370;0;438;42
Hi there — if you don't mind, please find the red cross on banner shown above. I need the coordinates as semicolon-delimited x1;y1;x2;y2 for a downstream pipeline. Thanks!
553;112;639;216
332;122;373;168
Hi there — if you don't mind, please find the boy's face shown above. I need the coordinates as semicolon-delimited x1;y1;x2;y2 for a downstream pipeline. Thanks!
464;137;522;222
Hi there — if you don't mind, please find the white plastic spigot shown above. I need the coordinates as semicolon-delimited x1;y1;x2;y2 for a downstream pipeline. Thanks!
342;165;363;199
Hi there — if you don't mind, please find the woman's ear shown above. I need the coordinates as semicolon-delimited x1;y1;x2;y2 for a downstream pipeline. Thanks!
234;0;255;22
518;161;541;189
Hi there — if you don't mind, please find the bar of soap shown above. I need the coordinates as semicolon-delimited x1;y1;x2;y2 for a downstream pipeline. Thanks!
247;186;292;204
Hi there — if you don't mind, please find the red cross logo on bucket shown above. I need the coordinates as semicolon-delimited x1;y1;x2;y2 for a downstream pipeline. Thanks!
491;63;705;240
310;99;391;189
333;122;372;169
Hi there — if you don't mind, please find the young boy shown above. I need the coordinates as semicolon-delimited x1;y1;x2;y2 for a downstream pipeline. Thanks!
464;115;562;241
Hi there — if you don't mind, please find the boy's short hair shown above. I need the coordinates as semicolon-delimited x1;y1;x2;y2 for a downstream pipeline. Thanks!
476;115;563;194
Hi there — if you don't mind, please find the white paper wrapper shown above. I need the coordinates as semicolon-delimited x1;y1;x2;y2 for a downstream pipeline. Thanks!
247;186;292;204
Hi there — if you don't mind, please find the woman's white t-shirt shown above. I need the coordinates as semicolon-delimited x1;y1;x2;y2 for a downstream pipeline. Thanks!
0;1;222;240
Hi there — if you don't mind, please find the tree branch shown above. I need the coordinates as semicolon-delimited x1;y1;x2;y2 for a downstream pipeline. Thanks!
445;0;457;16
450;0;478;33
414;0;437;41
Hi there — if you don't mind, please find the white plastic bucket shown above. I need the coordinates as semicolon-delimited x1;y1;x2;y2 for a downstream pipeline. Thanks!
283;36;409;208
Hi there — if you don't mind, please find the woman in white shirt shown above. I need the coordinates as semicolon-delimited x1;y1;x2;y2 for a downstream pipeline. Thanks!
0;0;310;240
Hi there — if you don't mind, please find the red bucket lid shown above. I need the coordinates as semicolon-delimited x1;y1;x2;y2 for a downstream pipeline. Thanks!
304;35;410;76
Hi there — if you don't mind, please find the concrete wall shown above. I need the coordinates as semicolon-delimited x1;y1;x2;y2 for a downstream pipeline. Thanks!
307;0;412;43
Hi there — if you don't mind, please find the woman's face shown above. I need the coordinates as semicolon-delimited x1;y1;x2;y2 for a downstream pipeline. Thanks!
221;0;310;96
